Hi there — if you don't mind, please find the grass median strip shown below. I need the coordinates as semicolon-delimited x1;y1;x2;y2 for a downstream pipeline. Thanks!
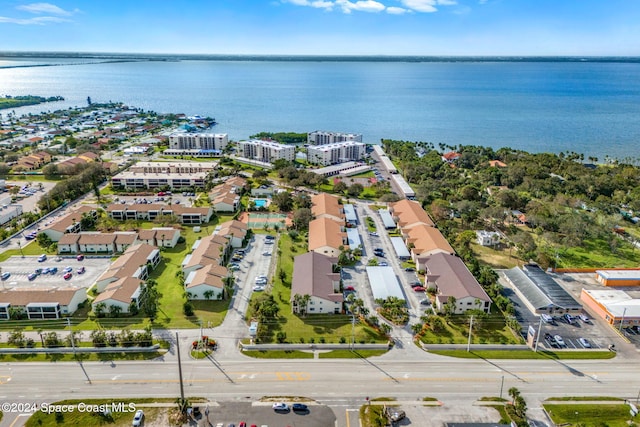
428;349;616;359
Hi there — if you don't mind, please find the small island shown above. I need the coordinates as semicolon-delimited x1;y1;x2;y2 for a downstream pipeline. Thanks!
0;95;64;110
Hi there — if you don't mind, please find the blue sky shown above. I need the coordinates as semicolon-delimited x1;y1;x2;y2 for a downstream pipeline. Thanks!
0;0;639;55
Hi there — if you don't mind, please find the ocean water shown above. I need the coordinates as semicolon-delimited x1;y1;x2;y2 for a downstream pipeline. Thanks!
1;57;640;160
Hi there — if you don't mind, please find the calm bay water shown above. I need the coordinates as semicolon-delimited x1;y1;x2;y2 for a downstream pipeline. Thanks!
1;57;640;160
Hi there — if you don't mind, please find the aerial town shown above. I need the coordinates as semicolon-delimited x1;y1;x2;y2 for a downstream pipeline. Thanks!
1;103;639;426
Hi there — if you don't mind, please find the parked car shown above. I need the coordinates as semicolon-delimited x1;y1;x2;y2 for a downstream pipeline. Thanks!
564;313;574;324
252;286;265;292
292;403;308;412
404;267;415;272
344;286;355;291
369;232;378;237
42;268;50;274
379;262;388;266
410;282;423;288
419;299;431;306
264;240;274;245
28;273;37;280
1;272;10;280
578;314;590;323
265;235;275;240
262;251;271;256
554;335;566;347
63;272;72;280
578;337;592;348
77;266;86;274
76;254;84;261
413;286;426;292
37;254;47;262
388;409;406;422
272;402;289;411
63;266;73;273
132;409;144;426
49;267;58;274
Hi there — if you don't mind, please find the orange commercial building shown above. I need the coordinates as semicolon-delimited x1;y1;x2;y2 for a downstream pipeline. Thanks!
595;270;640;287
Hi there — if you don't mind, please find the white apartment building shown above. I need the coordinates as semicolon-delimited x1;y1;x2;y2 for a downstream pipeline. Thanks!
307;131;363;146
129;161;218;174
0;196;22;226
307;141;366;166
237;140;295;163
169;133;229;151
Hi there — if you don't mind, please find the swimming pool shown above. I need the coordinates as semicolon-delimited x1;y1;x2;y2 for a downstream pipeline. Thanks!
254;199;268;208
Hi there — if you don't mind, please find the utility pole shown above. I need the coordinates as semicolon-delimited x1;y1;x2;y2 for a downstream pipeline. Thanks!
619;307;627;332
176;332;186;411
467;315;473;352
535;316;543;352
67;318;76;356
499;375;505;399
351;314;356;350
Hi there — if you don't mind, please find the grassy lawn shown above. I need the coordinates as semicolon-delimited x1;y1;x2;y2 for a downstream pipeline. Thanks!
543;403;636;427
25;399;175;427
558;238;640;268
318;349;388;358
348;171;375;178
419;314;523;345
249;233;388;345
0;241;48;262
428;349;616;360
547;397;623;401
0;350;166;363
74;224;230;330
471;243;519;269
240;350;315;359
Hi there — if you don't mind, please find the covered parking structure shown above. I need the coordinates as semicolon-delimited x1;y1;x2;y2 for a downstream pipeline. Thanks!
379;209;396;229
366;266;405;301
389;236;411;260
502;263;582;316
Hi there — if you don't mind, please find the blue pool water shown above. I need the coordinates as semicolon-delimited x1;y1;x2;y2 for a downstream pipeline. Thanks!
254;199;268;208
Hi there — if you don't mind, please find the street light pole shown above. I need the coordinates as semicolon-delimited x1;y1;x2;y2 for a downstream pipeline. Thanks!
619;307;627;332
499;375;504;399
535;316;543;353
467;315;473;352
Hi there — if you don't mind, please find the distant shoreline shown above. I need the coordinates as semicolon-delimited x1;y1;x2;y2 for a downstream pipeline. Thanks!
2;51;640;63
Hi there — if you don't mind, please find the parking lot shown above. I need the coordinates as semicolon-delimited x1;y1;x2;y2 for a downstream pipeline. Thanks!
191;401;336;427
500;271;625;351
113;193;199;207
0;255;112;290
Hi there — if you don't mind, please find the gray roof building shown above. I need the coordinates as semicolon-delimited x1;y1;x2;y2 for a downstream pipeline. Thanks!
346;228;362;249
379;209;396;229
343;204;357;224
389;236;411;260
502;263;582;314
366;266;405;301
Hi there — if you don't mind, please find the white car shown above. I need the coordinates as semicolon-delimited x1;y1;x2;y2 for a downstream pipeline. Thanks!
272;402;289;411
132;409;144;426
578;314;590;323
578;337;592;348
554;335;566;347
253;285;265;292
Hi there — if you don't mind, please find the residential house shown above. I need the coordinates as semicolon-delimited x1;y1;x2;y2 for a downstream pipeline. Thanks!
442;152;461;163
389;199;435;229
42;206;98;242
311;193;344;224
489;160;507;168
0;287;87;320
77;233;117;253
137;228;181;248
91;277;143;315
403;224;455;264
214;220;248;248
291;251;343;314
95;244;160;292
308;217;347;258
476;230;501;247
422;253;492;314
181;234;230;276
185;263;228;300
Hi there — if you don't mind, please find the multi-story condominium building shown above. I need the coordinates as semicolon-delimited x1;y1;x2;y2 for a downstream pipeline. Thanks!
168;133;229;151
307;131;363;146
306;141;365;166
111;171;208;190
237;140;295;163
128;161;217;174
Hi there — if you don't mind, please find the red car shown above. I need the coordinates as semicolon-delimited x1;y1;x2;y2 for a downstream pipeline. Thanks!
63;272;72;280
344;286;355;291
413;286;425;292
239;423;246;427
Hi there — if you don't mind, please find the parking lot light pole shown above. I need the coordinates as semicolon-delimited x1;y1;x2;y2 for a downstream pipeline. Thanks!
619;307;627;332
534;316;543;353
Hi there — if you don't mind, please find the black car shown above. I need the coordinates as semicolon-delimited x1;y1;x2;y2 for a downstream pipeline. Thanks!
192;407;201;418
292;403;308;412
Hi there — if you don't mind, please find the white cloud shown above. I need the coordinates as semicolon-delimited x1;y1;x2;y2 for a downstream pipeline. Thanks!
336;0;386;13
399;0;437;12
386;6;410;14
310;0;335;10
0;15;69;25
17;3;75;16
